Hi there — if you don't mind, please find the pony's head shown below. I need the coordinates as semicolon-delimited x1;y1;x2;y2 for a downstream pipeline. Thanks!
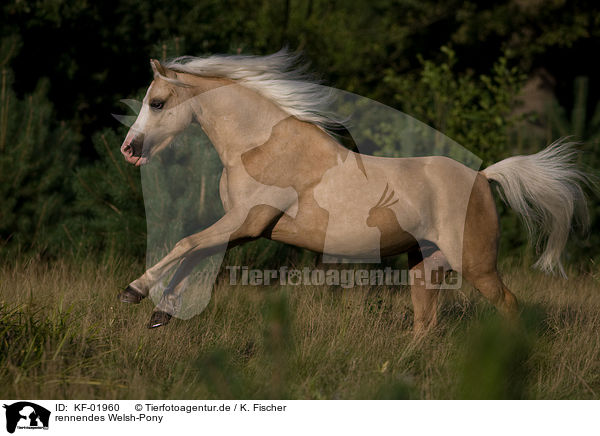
120;60;193;166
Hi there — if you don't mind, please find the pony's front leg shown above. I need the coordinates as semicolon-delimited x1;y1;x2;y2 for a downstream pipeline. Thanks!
119;205;283;327
147;249;223;328
122;212;242;300
146;254;197;328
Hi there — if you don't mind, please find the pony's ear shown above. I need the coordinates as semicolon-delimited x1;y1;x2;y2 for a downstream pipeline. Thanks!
150;59;177;79
150;59;167;77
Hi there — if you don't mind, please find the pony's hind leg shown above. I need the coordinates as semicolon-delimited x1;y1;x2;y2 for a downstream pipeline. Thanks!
408;244;450;336
463;269;518;318
460;174;519;318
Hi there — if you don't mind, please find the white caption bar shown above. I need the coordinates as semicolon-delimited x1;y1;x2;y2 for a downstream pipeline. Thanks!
0;400;596;435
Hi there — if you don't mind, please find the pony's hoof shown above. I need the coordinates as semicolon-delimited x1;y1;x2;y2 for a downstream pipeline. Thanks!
118;286;145;304
147;310;172;329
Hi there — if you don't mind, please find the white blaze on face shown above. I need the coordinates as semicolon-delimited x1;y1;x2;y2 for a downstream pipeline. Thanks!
133;82;154;133
121;82;154;165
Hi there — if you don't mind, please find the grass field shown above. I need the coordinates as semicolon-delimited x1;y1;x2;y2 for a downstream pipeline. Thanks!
1;256;599;399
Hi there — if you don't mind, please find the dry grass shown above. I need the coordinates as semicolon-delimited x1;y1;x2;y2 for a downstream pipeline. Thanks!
1;257;599;399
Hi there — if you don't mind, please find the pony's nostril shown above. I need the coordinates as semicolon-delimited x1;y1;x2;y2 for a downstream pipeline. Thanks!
130;135;145;157
122;144;132;155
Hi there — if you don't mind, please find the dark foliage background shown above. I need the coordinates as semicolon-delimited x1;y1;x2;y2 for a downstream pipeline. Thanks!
1;0;598;267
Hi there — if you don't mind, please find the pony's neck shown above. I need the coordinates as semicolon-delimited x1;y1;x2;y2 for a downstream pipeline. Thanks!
181;73;292;168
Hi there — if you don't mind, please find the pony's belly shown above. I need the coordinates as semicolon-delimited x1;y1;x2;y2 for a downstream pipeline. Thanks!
268;207;419;258
317;220;418;258
376;231;419;257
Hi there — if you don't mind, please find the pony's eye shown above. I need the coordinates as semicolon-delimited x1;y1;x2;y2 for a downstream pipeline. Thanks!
150;100;165;110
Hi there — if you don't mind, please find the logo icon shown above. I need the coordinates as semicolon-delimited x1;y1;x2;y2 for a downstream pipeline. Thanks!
3;402;50;433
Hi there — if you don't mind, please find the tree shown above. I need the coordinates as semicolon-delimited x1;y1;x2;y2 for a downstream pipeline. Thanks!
0;36;79;257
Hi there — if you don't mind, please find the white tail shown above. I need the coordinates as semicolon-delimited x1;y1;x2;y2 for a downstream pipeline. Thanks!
482;140;592;277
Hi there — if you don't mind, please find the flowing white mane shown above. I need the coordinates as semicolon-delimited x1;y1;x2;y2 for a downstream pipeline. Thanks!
165;49;335;127
164;50;336;127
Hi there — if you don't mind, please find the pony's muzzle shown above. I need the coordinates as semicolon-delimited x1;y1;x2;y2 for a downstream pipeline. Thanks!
121;134;144;156
121;133;147;166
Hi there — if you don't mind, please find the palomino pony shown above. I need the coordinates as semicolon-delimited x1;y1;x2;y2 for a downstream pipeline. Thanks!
118;51;589;333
